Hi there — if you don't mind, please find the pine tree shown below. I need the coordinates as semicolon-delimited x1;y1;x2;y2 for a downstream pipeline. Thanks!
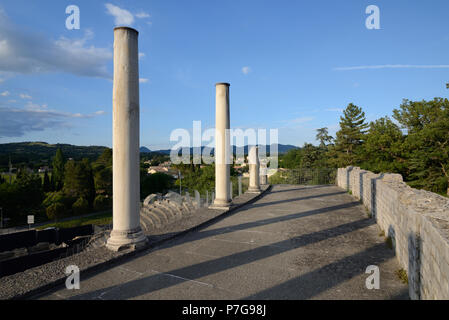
316;127;333;147
52;149;65;191
393;98;449;195
333;103;368;166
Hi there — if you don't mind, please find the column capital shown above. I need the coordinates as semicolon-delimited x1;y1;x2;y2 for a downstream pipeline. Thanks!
114;26;139;35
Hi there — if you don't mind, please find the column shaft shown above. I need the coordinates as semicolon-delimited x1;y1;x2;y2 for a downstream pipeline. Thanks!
107;27;147;251
211;83;231;209
248;146;261;193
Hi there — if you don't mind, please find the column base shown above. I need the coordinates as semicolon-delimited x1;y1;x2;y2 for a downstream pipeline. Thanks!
247;187;261;194
209;199;232;210
106;226;148;252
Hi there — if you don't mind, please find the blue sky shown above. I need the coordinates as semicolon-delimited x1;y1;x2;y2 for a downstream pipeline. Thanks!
1;0;449;150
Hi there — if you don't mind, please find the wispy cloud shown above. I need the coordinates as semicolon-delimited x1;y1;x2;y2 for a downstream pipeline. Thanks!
0;101;106;137
333;64;449;71
1;90;9;96
135;12;150;19
0;10;112;79
105;3;134;25
105;4;151;26
139;52;145;59
242;66;251;75
139;78;149;83
19;93;32;99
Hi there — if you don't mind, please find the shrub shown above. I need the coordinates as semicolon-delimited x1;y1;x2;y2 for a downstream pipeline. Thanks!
72;197;89;215
46;202;65;221
93;195;112;211
43;191;76;210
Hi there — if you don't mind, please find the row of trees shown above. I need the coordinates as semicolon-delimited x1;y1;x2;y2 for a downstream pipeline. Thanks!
0;148;176;225
280;97;449;196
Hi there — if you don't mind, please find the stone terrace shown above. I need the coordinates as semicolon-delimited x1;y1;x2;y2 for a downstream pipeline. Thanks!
38;185;408;300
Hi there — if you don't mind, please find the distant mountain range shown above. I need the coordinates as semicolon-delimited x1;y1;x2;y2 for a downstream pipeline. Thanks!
0;142;298;168
140;144;298;155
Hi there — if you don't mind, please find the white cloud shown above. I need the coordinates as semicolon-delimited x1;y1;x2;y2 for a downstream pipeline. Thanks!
0;102;107;137
136;12;150;19
105;3;134;25
95;110;106;115
1;90;9;96
19;93;32;99
242;66;251;75
139;78;149;83
139;52;145;59
0;11;112;79
333;64;449;71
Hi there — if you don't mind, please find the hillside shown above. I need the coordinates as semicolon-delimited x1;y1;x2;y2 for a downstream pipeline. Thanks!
0;142;109;170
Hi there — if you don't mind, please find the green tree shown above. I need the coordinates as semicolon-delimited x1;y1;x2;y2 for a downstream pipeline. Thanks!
333;103;369;167
279;148;302;169
92;149;112;196
361;117;406;174
52;148;65;191
141;171;175;199
393;98;449;195
46;202;65;221
300;143;324;169
316;127;334;147
63;159;96;208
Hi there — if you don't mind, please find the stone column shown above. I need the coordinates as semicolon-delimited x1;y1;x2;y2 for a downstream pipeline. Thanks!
107;27;147;251
248;146;261;193
238;175;242;196
210;83;232;209
260;163;268;185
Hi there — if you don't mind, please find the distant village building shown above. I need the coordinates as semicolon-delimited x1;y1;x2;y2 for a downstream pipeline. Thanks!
147;166;178;178
147;166;169;174
160;161;172;167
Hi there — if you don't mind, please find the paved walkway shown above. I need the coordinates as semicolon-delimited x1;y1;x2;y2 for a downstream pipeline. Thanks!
39;185;409;300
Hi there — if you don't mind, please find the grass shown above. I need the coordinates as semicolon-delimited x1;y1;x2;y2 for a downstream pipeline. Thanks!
37;211;112;230
378;230;385;237
396;268;409;284
366;208;372;218
348;190;352;195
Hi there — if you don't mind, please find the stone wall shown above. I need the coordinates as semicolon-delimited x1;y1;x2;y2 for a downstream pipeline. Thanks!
337;167;449;300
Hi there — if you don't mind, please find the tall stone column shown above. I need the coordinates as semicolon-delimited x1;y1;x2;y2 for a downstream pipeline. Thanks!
210;83;232;209
248;146;261;193
107;27;147;251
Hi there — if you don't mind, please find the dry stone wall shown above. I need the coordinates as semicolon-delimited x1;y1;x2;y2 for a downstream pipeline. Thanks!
337;166;449;299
